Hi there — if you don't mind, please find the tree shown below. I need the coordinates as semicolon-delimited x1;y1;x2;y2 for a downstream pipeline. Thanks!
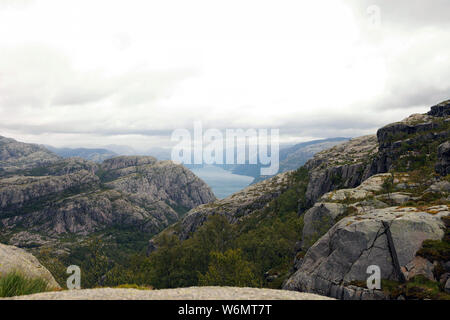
198;249;259;287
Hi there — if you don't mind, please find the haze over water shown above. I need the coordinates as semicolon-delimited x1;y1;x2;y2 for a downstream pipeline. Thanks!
191;165;253;199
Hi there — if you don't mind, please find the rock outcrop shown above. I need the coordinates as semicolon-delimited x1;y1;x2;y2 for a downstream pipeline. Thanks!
436;141;450;176
0;243;60;289
427;99;450;117
285;100;450;299
0;143;216;252
284;206;449;299
303;135;379;207
0;136;60;174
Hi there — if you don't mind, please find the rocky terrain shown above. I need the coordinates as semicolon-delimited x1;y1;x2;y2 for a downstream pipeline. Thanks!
283;100;450;299
158;171;293;242
0;141;215;265
0;136;60;173
148;100;450;300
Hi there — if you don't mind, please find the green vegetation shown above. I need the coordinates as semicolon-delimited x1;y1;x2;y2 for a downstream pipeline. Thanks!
0;272;50;297
198;249;259;287
37;167;309;290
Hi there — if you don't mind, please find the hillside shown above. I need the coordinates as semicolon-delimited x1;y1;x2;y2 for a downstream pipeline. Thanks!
0;141;216;288
144;100;450;299
0;136;60;173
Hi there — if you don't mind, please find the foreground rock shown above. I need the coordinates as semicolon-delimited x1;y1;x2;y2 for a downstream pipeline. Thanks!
5;286;333;300
0;243;60;289
284;206;449;299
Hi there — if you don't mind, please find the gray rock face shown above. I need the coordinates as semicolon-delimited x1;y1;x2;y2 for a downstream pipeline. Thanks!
436;141;450;176
0;136;60;173
0;243;60;289
427;100;450;117
284;206;449;299
0;151;216;247
301;203;346;250
303;135;379;207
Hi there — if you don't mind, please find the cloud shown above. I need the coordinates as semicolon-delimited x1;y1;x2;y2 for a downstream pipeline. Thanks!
0;0;449;150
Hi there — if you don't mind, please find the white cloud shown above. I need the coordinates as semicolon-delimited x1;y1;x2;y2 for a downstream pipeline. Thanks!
0;0;448;150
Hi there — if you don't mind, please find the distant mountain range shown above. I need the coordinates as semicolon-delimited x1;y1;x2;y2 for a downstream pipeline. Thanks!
227;137;349;183
45;146;118;163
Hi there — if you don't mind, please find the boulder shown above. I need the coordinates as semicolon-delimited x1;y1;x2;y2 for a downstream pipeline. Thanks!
427;100;450;117
426;180;450;193
283;206;449;299
402;256;435;281
301;202;346;250
0;243;60;289
435;141;450;176
446;278;450;294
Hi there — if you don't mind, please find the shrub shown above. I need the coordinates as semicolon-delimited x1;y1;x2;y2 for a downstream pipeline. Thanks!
0;272;49;297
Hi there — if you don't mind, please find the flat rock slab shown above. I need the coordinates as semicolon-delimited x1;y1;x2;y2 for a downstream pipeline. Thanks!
5;286;334;300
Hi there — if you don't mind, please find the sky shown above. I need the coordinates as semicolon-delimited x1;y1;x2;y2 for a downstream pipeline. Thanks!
0;0;449;151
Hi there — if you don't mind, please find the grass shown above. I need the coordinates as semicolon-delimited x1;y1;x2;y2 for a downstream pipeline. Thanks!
0;272;50;297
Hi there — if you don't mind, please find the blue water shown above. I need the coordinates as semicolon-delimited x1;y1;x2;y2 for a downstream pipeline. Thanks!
191;165;254;199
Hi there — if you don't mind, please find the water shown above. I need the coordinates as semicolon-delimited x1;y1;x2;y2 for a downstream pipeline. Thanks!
191;165;254;199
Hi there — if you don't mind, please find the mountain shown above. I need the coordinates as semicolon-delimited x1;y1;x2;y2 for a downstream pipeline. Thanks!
147;100;450;299
0;136;60;174
229;137;349;183
45;146;117;163
0;140;216;282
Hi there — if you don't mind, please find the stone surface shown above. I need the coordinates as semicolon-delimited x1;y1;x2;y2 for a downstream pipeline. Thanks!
436;141;450;176
0;243;60;289
4;286;334;300
427;100;450;117
402;256;435;281
0;151;216;250
301;202;346;250
303;135;379;207
427;180;450;193
284;206;449;299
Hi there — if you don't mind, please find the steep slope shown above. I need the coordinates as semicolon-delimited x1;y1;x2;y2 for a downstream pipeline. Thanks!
146;100;450;298
0;140;216;287
284;100;450;299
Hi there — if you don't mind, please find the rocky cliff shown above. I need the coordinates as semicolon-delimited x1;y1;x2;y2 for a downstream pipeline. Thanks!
0;136;60;174
0;142;216;260
150;171;293;247
283;100;450;299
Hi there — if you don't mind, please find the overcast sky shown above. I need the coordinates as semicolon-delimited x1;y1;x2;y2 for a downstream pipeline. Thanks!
0;0;449;150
